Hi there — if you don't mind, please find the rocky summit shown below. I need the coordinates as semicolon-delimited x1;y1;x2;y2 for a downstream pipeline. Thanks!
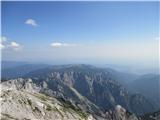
0;79;94;120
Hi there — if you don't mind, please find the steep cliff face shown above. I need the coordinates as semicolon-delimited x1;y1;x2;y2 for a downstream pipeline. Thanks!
24;65;130;111
0;78;139;120
104;105;138;120
1;65;156;120
24;65;154;115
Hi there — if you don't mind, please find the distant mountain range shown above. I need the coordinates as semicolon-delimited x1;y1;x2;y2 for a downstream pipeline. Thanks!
128;74;160;109
1;61;160;120
1;64;49;79
1;61;29;69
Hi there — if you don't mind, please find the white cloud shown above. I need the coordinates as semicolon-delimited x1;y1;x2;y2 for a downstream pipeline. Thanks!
9;41;22;51
0;36;22;51
51;42;77;48
51;42;63;47
0;43;5;49
10;41;20;47
0;36;7;43
25;19;38;27
0;36;7;49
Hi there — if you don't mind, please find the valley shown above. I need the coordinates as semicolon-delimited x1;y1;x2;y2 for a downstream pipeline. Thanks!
1;62;159;120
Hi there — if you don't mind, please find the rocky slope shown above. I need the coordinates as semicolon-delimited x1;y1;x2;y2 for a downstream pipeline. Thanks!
0;78;139;120
0;79;94;120
1;64;157;120
140;110;160;120
23;64;155;115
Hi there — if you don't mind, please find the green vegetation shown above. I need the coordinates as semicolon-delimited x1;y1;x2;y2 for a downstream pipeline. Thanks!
23;118;31;120
62;100;88;119
2;113;18;120
46;104;52;111
73;108;88;119
55;107;64;118
27;99;32;106
1;118;8;120
37;94;48;101
33;106;41;113
45;104;59;112
26;98;41;113
18;99;22;104
22;99;27;104
31;93;49;101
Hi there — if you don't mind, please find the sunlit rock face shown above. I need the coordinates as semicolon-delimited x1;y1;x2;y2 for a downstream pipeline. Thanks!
23;65;155;115
0;79;95;120
0;78;139;120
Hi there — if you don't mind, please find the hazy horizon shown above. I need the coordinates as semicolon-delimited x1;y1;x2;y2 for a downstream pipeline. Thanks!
1;1;159;70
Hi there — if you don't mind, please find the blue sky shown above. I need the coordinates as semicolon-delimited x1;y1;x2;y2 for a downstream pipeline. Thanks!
1;1;159;68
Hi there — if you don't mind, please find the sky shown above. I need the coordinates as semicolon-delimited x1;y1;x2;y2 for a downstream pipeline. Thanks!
1;1;159;69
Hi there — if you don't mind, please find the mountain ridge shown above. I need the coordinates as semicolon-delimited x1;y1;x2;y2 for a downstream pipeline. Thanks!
0;78;139;120
1;64;159;119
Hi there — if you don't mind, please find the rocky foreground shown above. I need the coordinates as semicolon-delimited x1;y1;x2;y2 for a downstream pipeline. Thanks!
0;79;95;120
0;78;139;120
